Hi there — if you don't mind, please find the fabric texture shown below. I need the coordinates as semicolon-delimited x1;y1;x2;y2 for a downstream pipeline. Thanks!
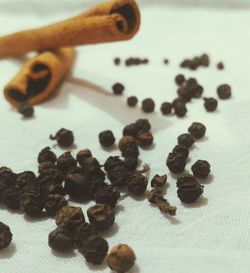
0;1;250;272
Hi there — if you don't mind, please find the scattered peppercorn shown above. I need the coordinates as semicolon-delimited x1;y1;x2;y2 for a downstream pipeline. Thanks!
163;58;169;64
151;174;167;188
188;122;206;139
177;133;195;148
134;119;151;133
127;96;138;107
114;57;121;65
204;97;218;112
74;223;98;246
217;84;232;99
118;136;137;151
173;101;187;117
55;206;85;228
3;187;21;210
76;149;92;166
124;156;138;171
175;74;185;85
217;62;224;70
107;244;136;272
176;174;204;203
18;103;34;118
166;152;186;173
65;173;89;200
160;102;172;115
38;146;57;164
112;83;125;95
127;173;148;195
57;152;77;173
94;186;120;207
50;128;74;147
0;222;13;250
172;145;189;160
99;130;115;147
123;123;137;137
45;194;67;216
141;98;155;113
137;131;153;147
191;160;211;179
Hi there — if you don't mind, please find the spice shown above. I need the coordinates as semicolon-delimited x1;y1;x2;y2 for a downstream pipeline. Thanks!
44;182;65;196
135;118;151;133
175;74;185;85
127;173;148;195
3;187;21;210
94;186;120;207
125;57;149;66
87;204;115;231
121;142;139;158
177;85;192;102
65;173;90;200
18;103;34;117
76;149;92;166
45;194;67;216
99;130;116;147
114;57;121;65
56;152;77;173
107;244;136;272
173;101;187;117
48;226;75;252
78;235;109;265
172;145;189;160
141;98;155;113
188;122;206;139
177;133;195;148
166;152;186;173
217;62;224;70
50;128;74;147
127;96;138;107
74;223;98;245
38;146;57;164
123;123;137;137
137;131;153;147
204;97;218;112
217;84;232;99
38;168;64;184
191;160;211;179
112;83;125;95
16;171;36;189
55;206;85;228
180;54;209;70
160;102;172;115
176;174;204;203
0;222;13;250
124;156;138;171
163;58;169;64
118;136;137;151
151;174;167;188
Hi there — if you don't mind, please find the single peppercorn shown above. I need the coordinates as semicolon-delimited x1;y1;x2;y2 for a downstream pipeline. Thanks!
114;57;121;65
18;103;34;118
177;174;204;203
157;201;177;215
45;194;67;216
82;157;105;181
74;223;98;246
160;102;172;115
48;226;75;252
166;152;186;173
217;84;232;99
43;182;66;196
38;146;57;164
173;102;187;117
94;186;120;207
141;98;155;113
191;160;211;179
76;149;92;166
87;204;115;231
124;156;138;171
38;168;64;185
217;62;224;70
127;96;138;107
38;161;56;174
99;130;115;147
55;206;85;228
65;173;90;200
177;133;195;148
177;86;192;102
107;244;136;273
127;173;148;196
204;97;218;112
175;74;185;85
50;128;74;147
172;145;189;160
134;118;151;133
3;187;21;210
188;122;206;139
16;171;36;189
112;83;125;95
151;174;167;188
122;123;137;137
118;136;137;151
57;152;77;173
121;142;139;158
137;131;153;147
0;222;13;250
147;188;164;203
163;58;169;64
172;98;185;108
200;53;210;67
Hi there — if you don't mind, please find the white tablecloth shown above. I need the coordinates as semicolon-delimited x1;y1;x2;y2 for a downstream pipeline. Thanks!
0;1;250;272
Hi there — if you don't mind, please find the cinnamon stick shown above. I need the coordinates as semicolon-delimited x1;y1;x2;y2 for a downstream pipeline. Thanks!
0;0;140;58
4;48;75;107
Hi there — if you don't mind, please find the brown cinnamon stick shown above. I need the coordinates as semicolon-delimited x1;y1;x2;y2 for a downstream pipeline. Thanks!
0;0;140;58
4;48;76;107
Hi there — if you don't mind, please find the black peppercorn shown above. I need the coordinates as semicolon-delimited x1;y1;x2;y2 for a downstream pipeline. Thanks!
134;119;151;133
177;174;204;203
38;146;57;164
18;103;34;118
175;74;185;85
38;161;56;174
191;160;211;179
87;204;115;231
188;122;206;139
45;194;67;216
99;130;115;147
166;152;186;173
50;128;74;147
124;157;138;171
114;57;121;65
94;186;120;207
163;58;169;64
121;142;139;158
160;102;172;115
3;186;21;210
151;174;167;188
57;152;77;173
217;62;224;70
127;96;138;107
173;102;187;117
137;131;153;147
204;97;218;112
177;86;192;102
112;83;125;95
55;206;85;228
217;84;232;99
43;182;66;196
118;136;137;151
82;157;105;181
0;167;17;192
122;123;137;137
38;168;64;185
87;178;106;199
65;173;90;200
177;133;195;148
0;222;13;249
16;171;36;189
76;149;92;166
127;173;148;196
107;244;136;272
78;235;109;265
142;98;155;113
172;145;189;160
191;84;203;98
200;54;210;67
74;223;98;246
172;98;185;108
48;226;75;252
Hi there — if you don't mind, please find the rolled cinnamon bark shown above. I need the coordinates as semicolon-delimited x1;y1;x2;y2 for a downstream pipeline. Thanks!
4;48;76;107
0;0;140;58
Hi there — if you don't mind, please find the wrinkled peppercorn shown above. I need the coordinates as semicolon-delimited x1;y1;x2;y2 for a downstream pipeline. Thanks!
99;130;115;147
16;171;36;189
175;74;185;85
94;186;120;207
135;119;151;133
121;142;139;158
191;160;211;179
172;98;185;108
137;131;153;147
188;122;206;139
177;85;192;102
217;84;232;99
124;157;138;171
78;235;109;265
76;149;92;166
127;96;138;107
87;179;106;199
38;146;57;164
142;98;155;113
177;133;195;148
160;102;172;115
38;168;64;185
48;226;75;252
166;152;186;173
18;103;34;118
217;62;224;70
147;188;164;203
114;58;121;65
43;182;65;196
204;97;218;112
3;187;21;210
38;161;56;174
57;152;77;173
172;145;189;160
0;222;13;249
173;102;187;117
107;244;136;273
74;223;97;245
55;206;85;228
50;128;74;147
151;174;167;188
157;201;177;215
118;136;137;151
65;173;90;200
82;157;105;181
87;204;115;231
112;83;125;95
127;173;148;196
177;174;204;203
0;167;17;199
45;194;67;216
122;123;137;137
